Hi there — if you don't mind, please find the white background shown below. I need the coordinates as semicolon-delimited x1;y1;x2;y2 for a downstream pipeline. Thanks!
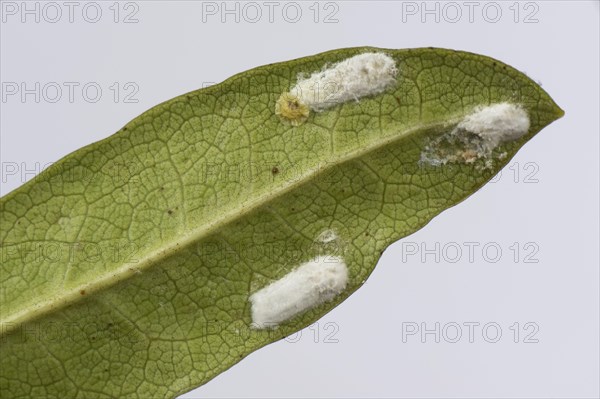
1;1;598;398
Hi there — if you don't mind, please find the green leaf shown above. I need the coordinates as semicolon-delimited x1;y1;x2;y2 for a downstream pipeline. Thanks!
0;47;563;398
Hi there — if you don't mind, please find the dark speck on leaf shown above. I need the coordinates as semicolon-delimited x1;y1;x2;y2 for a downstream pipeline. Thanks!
272;166;279;175
80;290;85;295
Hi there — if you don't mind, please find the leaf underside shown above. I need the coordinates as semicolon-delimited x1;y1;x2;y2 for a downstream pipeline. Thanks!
0;47;563;398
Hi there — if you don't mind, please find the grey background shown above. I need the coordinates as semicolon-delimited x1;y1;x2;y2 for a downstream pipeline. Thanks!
1;1;598;398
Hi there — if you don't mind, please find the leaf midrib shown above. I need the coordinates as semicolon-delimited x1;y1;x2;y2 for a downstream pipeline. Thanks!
0;116;459;337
